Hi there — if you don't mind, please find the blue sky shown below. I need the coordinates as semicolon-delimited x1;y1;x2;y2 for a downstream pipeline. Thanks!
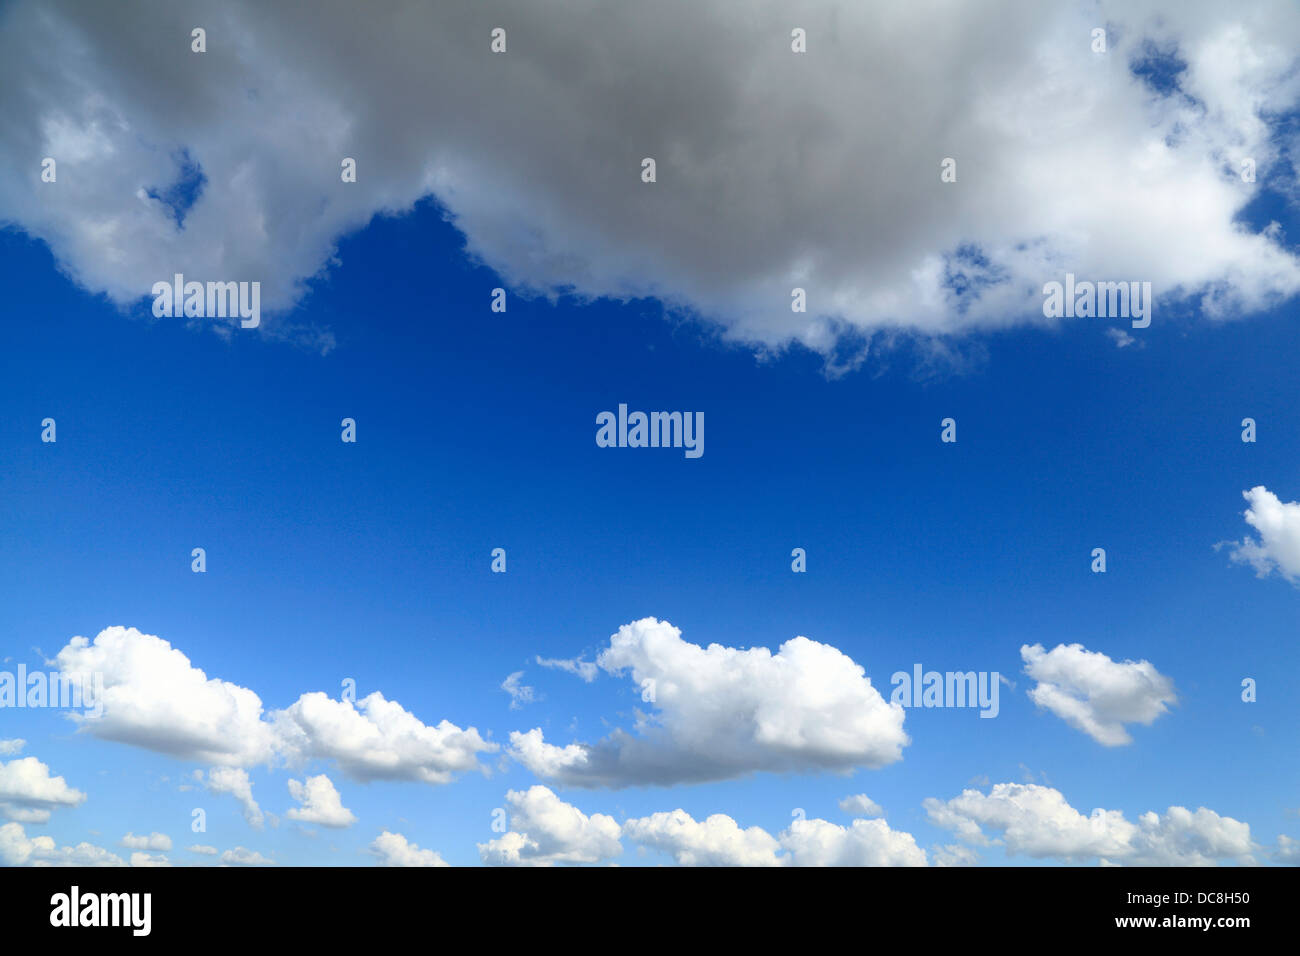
1;0;1299;868
4;194;1299;865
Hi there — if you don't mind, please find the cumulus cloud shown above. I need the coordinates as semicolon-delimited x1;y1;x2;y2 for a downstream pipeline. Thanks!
1020;643;1176;745
838;794;885;817
205;767;264;829
622;807;925;866
187;844;218;856
285;774;357;828
925;783;1255;865
51;627;496;787
0;756;86;823
509;618;907;787
2;1;1298;367
274;691;496;784
622;810;783;867
129;852;172;867
781;817;929;867
1226;486;1300;584
120;831;173;851
370;831;449;867
55;626;278;766
0;822;124;867
478;786;622;866
0;740;25;756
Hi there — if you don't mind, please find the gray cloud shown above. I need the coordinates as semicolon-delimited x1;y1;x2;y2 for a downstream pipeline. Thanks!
2;1;1299;367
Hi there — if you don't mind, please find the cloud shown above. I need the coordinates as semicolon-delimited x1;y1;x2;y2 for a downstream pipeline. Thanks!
622;808;925;866
622;810;783;866
187;844;218;856
1020;643;1176;745
51;627;497;787
205;767;263;829
129;852;172;867
285;774;357;828
535;656;599;682
220;847;275;866
3;1;1299;367
120;831;173;851
510;617;907;788
0;822;124;867
54;626;278;766
0;740;24;756
932;843;980;867
0;756;87;823
925;783;1255;865
501;671;538;710
478;786;622;866
1226;486;1300;583
274;691;496;784
838;794;884;817
370;831;449;867
1275;835;1300;864
781;817;929;867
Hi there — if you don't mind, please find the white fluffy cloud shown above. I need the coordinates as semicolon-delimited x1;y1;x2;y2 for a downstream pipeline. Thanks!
370;831;449;868
1226;486;1300;584
0;756;86;823
0;822;124;867
925;783;1255;865
1020;643;1176;745
509;618;907;787
0;740;25;756
622;810;783;867
52;627;496;787
274;691;495;785
55;627;278;766
781;817;929;867
120;831;173;851
479;786;622;866
2;1;1298;365
286;774;357;828
621;808;926;866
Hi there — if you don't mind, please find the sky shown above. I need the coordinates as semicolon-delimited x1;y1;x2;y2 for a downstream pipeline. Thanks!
0;0;1299;867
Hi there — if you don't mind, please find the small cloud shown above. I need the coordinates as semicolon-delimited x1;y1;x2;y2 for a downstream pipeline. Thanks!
535;656;599;683
501;671;538;710
120;831;172;851
838;794;885;818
